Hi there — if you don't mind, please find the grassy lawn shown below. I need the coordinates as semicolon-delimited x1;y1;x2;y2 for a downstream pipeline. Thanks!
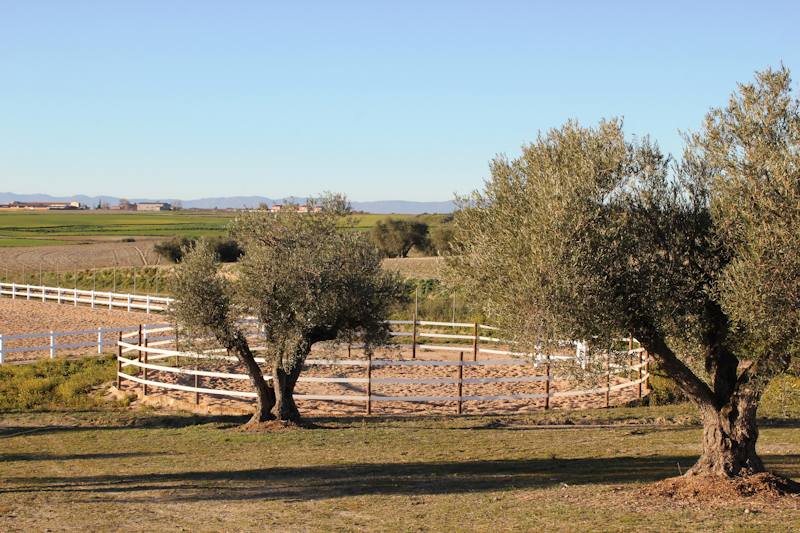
1;407;799;531
1;357;799;532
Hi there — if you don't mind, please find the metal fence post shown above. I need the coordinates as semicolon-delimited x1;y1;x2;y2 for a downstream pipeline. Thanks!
0;334;4;364
50;331;55;359
98;328;103;354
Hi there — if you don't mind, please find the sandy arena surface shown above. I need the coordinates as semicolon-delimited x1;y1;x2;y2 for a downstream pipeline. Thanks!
0;298;165;363
1;297;648;415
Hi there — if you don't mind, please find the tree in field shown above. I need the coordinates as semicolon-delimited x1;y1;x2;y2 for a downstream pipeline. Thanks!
368;217;429;258
169;193;405;422
444;67;800;479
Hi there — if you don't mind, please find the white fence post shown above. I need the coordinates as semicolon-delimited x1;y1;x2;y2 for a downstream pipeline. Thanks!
50;331;55;358
57;287;61;304
127;294;131;312
91;290;95;308
98;328;103;354
0;334;4;364
146;295;151;314
27;284;30;300
109;292;113;310
11;283;15;300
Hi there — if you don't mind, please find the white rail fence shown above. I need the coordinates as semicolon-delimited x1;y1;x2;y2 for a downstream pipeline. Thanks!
115;322;652;413
0;324;172;364
0;282;172;313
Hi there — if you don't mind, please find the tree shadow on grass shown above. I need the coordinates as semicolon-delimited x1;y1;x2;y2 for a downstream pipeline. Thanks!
0;451;169;462
5;454;799;503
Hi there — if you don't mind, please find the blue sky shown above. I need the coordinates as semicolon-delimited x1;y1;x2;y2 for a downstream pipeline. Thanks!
1;0;798;202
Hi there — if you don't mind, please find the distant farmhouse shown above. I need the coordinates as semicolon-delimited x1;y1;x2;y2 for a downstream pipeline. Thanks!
136;202;171;211
0;201;85;210
271;204;323;213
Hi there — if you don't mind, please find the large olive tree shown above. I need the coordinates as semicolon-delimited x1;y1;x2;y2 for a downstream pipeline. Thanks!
170;193;405;423
445;67;800;479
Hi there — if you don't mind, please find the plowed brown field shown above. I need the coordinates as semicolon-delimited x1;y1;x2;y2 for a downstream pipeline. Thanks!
0;239;165;274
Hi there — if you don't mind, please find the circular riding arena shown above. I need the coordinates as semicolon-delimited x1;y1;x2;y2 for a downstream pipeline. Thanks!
115;322;651;416
0;284;651;415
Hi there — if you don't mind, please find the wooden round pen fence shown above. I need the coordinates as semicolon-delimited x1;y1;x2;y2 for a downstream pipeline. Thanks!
115;322;651;415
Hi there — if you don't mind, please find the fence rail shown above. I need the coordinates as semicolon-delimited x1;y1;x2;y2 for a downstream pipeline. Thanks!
0;324;172;364
0;282;172;313
113;322;651;414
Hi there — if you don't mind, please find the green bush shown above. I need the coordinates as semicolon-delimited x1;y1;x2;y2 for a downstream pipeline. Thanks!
154;234;243;263
154;234;195;263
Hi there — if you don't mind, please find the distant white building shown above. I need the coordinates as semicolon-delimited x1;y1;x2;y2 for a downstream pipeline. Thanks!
137;202;171;212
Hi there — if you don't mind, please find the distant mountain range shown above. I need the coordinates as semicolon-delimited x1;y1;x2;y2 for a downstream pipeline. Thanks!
0;193;456;215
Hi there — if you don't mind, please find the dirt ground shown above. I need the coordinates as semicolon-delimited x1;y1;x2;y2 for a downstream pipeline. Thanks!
0;239;165;274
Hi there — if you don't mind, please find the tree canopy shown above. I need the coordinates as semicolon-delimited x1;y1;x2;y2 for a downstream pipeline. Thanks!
368;217;429;258
445;66;800;479
169;192;405;422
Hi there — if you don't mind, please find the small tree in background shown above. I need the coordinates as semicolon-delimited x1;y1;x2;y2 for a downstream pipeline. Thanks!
154;235;194;263
368;217;429;257
169;193;405;422
155;235;242;263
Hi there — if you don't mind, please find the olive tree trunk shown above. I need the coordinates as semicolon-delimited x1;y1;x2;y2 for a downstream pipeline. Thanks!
268;346;312;422
690;393;763;476
227;335;274;424
642;332;766;478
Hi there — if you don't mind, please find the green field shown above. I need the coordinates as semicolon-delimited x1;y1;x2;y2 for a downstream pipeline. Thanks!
0;238;81;247
0;211;451;245
0;211;234;241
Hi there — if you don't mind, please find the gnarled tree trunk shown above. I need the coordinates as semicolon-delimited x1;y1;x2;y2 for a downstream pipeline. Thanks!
689;393;764;476
639;322;767;478
227;334;274;424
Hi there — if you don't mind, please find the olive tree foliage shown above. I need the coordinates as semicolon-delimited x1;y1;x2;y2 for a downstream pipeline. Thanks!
169;193;405;423
445;68;800;480
687;65;800;371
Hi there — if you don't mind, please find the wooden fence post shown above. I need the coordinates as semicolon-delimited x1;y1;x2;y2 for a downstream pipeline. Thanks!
137;325;143;378
412;316;417;359
545;352;550;410
457;351;463;414
638;348;643;399
143;329;149;396
472;323;478;361
195;361;200;405
644;351;650;390
366;354;372;415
